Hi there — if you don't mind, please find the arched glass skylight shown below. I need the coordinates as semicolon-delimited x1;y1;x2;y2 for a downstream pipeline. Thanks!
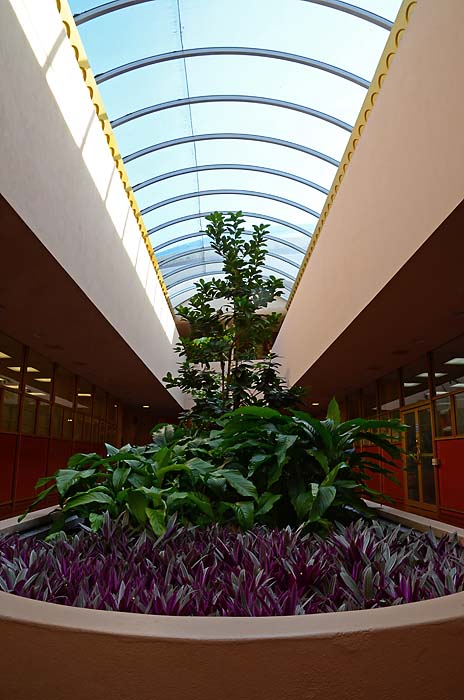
69;0;402;306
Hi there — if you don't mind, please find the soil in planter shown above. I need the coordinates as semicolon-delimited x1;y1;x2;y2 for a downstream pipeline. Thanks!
1;516;463;616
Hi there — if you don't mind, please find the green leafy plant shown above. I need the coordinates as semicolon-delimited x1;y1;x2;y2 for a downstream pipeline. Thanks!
23;400;405;534
164;211;304;427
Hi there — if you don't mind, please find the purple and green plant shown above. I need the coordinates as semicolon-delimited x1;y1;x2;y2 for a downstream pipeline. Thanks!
2;515;462;615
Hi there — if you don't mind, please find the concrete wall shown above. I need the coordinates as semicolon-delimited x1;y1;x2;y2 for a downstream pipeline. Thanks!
274;0;464;386
0;0;186;407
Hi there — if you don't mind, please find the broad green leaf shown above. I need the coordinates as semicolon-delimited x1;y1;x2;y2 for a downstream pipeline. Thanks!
105;443;119;456
112;466;131;491
186;457;216;475
220;470;258;500
67;452;99;469
63;488;113;511
232;501;254;529
309;485;336;522
126;490;148;524
206;476;227;497
307;449;329;475
188;492;214;518
321;462;347;486
17;484;56;521
146;508;166;537
255;492;281;516
55;468;96;497
293;491;315;521
89;513;104;531
326;398;341;425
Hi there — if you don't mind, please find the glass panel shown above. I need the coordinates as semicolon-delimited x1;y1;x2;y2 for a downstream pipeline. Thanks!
455;393;464;435
93;388;107;421
403;356;429;406
36;402;51;437
54;367;75;408
0;390;20;432
361;383;378;419
421;456;436;505
379;371;400;412
76;377;93;413
433;333;464;395
25;350;53;402
418;408;433;454
21;396;36;434
51;405;64;438
0;331;24;390
69;0;398;308
74;411;84;441
434;397;452;438
62;408;74;440
404;412;419;501
345;391;360;419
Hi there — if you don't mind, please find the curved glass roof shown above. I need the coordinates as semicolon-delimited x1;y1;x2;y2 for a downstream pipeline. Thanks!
69;0;401;307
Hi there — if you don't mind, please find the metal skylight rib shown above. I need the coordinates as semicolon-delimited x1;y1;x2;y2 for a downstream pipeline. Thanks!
163;253;300;283
166;264;296;291
125;134;340;167
148;211;313;238
133;165;329;196
112;95;352;132
74;0;393;31
170;279;293;303
141;190;320;218
95;47;369;89
157;235;306;261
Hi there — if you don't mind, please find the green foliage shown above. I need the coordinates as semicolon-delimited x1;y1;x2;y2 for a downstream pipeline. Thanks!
163;211;304;427
23;401;405;535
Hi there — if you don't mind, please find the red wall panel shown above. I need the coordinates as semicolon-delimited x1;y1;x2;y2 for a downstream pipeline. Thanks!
15;436;49;501
436;439;464;513
381;456;405;504
0;433;17;504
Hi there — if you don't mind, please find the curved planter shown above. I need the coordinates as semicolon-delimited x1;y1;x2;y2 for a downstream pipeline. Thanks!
1;506;463;700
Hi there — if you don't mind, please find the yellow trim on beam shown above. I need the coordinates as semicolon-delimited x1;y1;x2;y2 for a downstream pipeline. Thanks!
55;0;175;317
287;0;417;307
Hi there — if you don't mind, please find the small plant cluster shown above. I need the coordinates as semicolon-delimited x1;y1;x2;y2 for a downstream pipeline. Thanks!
1;515;463;615
23;401;404;535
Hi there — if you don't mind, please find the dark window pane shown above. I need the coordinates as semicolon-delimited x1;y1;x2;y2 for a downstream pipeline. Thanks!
62;408;74;440
403;357;429;406
0;390;20;432
25;350;53;401
76;377;93;413
54;367;75;408
74;412;84;441
0;332;24;390
422;456;436;504
434;397;452;437
37;402;51;437
361;383;378;419
379;371;401;412
21;396;37;434
93;388;107;421
51;405;64;438
433;334;464;395
455;393;464;435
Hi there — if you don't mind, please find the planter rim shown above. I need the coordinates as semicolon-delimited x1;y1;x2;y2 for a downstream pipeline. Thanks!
1;504;464;642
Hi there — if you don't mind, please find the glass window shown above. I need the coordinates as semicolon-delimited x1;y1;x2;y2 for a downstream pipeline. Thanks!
62;408;74;440
0;331;24;391
345;391;360;419
402;357;429;406
21;396;37;434
379;371;401;413
54;366;75;408
69;0;401;306
433;333;464;396
455;393;464;435
24;350;53;402
51;404;64;438
434;396;452;438
36;402;51;437
76;377;93;413
0;390;20;432
361;383;378;419
93;388;107;422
